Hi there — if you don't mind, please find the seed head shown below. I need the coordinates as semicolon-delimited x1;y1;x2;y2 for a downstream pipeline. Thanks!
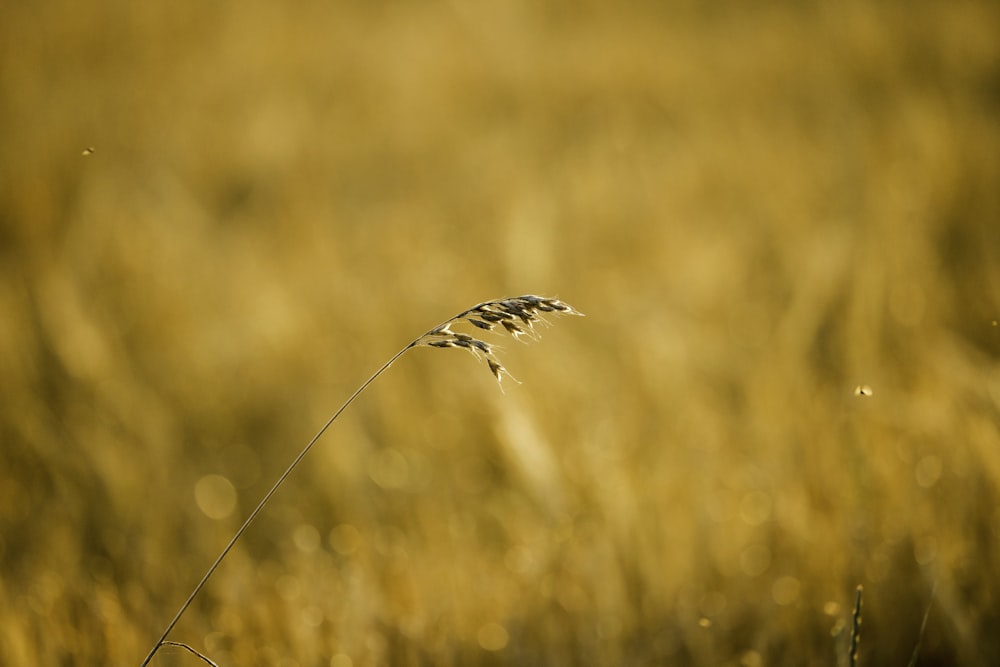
414;296;582;385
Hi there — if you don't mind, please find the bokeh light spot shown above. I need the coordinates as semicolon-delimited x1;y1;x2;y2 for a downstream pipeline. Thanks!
301;605;324;628
771;576;801;606
294;524;321;553
194;474;237;520
330;523;361;555
368;448;410;489
477;622;509;651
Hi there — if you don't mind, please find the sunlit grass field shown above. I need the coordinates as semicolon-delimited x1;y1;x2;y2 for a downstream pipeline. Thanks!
2;1;999;665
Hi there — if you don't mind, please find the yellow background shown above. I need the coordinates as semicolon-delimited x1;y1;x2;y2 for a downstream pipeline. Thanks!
1;1;998;665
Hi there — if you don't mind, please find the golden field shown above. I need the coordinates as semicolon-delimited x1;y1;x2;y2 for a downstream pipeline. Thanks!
1;1;998;665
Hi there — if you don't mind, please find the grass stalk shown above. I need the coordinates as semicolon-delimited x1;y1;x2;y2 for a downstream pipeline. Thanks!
849;585;864;667
906;583;936;667
139;296;581;666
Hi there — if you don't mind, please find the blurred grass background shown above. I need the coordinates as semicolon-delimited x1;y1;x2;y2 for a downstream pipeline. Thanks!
1;0;999;665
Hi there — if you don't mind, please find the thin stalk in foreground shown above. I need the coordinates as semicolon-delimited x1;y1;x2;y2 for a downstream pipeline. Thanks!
139;296;581;667
849;585;863;667
906;582;936;667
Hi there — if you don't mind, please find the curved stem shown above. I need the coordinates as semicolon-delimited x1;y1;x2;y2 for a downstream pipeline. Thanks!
139;296;579;666
140;340;419;666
